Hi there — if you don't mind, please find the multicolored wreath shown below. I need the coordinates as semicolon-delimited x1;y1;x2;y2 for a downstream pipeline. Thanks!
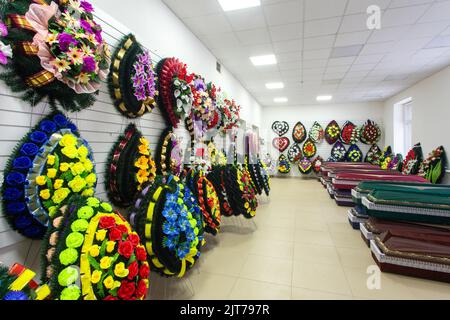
223;165;258;219
0;263;50;300
379;145;393;165
187;170;221;235
312;156;324;174
2;111;94;239
292;121;306;144
190;74;216;134
287;144;303;163
105;123;156;208
41;195;149;300
418;146;446;184
360;120;381;144
278;154;291;174
273;137;290;152
156;57;189;127
207;166;234;217
365;144;382;165
309;121;324;144
244;156;262;195
330;141;347;162
345;144;363;162
263;153;276;175
155;127;184;177
108;34;157;118
0;0;110;111
340;121;360;145
130;175;204;278
298;157;312;175
381;154;403;171
302;138;317;158
216;91;240;134
402;143;423;175
325;120;341;145
257;157;271;196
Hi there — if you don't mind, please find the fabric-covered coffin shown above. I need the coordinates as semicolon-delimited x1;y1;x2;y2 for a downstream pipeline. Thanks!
332;172;428;191
347;207;369;229
321;163;378;177
363;187;450;225
334;189;353;207
369;221;450;283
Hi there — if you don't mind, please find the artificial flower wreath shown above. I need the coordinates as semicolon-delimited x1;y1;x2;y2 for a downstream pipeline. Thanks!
278;154;291;174
401;143;423;175
108;34;157;118
302;138;317;158
189;74;216;135
341;121;360;145
298;157;312;175
155;127;184;177
287;144;303;163
2;111;94;239
130;175;204;277
309;122;324;144
273;137;290;152
258;157;271;196
378;145;393;165
330;141;347;162
312;156;324;174
418;146;446;184
383;154;403;171
105;123;156;207
292;121;306;144
156;57;189;127
207;166;234;217
272;121;289;137
41;195;149;300
325;120;340;145
223;165;258;219
190;170;221;234
0;263;50;300
263;153;276;176
365;144;382;165
345;144;363;162
0;0;110;111
244;155;262;195
216;91;240;134
360;119;381;144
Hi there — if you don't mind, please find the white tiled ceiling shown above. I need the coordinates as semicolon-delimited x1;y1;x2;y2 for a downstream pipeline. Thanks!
162;0;450;106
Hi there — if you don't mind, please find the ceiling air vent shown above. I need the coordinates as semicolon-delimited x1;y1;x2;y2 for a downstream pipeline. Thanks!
216;61;222;73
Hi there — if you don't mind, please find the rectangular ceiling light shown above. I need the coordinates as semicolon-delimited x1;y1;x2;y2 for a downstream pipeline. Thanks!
250;54;277;66
218;0;261;12
274;97;288;103
316;95;333;101
330;45;364;58
266;82;284;89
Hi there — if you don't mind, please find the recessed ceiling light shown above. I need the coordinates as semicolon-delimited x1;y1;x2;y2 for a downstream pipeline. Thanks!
266;82;284;89
250;54;277;66
316;95;333;101
218;0;261;12
274;97;288;103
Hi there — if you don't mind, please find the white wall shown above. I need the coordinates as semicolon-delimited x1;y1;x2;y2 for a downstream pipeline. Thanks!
261;102;385;177
384;66;450;157
91;0;262;127
0;0;262;272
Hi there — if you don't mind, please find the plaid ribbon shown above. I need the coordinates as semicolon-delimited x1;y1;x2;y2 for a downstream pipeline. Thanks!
25;70;55;87
17;41;39;56
7;14;34;31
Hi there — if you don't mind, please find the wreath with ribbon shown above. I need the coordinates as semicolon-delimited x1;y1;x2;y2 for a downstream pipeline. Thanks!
2;111;94;239
105;123;156;208
0;0;110;111
108;34;157;118
41;195;149;300
298;157;312;175
207;166;234;217
130;175;204;278
0;263;50;300
154;127;183;177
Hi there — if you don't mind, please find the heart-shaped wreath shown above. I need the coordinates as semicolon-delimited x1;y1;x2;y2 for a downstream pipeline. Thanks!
273;137;290;152
272;121;289;136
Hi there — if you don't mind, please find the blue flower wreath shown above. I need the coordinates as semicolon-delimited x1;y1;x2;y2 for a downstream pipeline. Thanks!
1;112;82;239
161;176;203;260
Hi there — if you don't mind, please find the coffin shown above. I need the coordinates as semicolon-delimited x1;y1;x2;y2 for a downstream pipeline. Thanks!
363;188;450;225
332;172;429;190
370;223;450;283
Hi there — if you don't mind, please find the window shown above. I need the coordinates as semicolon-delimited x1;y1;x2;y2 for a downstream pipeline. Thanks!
393;97;413;156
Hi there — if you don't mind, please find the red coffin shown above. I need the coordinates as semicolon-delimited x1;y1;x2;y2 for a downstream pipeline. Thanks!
332;172;429;190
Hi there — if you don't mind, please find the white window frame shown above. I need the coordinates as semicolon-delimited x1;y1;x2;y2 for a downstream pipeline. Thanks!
393;97;413;156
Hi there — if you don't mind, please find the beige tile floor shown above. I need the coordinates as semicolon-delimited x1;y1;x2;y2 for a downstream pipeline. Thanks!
148;177;450;300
